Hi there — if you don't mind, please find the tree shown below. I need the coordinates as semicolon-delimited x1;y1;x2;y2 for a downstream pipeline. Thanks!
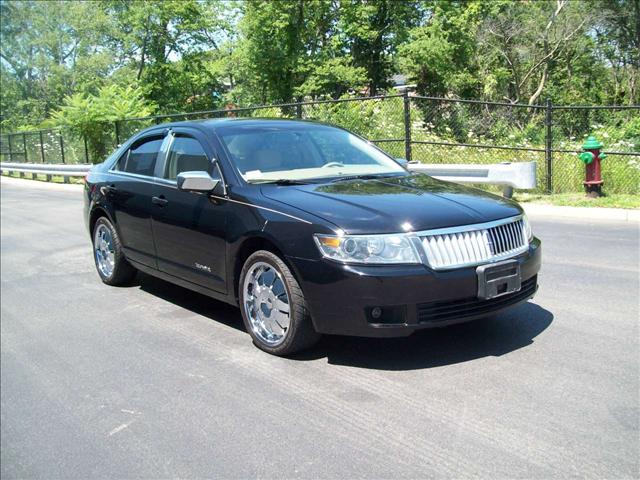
238;0;329;103
399;1;491;99
593;0;640;104
104;0;233;111
1;0;639;134
0;0;115;128
338;0;422;96
479;0;595;105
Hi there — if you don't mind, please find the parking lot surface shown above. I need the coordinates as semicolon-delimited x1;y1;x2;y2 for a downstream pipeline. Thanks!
1;178;638;479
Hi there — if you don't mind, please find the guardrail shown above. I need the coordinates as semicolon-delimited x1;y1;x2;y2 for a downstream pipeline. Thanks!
0;161;536;197
0;162;91;183
407;161;536;198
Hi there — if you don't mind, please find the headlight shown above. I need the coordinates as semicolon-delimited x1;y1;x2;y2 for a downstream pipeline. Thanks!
522;214;533;241
314;233;421;264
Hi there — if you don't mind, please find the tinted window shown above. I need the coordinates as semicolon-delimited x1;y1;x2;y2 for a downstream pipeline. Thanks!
120;138;163;176
164;137;210;180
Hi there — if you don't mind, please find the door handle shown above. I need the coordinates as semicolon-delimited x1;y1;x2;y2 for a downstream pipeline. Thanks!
152;195;169;207
101;184;116;196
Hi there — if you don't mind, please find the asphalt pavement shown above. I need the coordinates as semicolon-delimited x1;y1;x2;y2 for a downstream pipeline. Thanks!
1;177;638;479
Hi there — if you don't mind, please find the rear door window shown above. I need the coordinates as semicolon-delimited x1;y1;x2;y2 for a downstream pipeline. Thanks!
118;137;163;176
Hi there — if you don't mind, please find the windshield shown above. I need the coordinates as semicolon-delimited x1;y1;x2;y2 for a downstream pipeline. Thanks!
217;123;406;183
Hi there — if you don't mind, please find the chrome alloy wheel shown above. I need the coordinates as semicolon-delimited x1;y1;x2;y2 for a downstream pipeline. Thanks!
242;261;291;346
94;223;115;278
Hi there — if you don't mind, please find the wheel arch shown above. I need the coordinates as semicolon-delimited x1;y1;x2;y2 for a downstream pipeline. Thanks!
232;235;290;304
88;205;117;237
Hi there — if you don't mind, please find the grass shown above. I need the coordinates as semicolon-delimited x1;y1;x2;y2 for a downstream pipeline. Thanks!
2;171;84;184
513;192;640;209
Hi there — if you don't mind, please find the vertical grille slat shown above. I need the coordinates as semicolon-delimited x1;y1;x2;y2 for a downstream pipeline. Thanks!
512;222;520;249
480;231;491;258
443;235;455;264
466;233;476;262
505;224;513;251
496;225;504;252
511;222;519;250
420;217;529;270
506;223;515;251
496;226;505;253
468;232;481;262
500;225;508;252
487;228;496;255
478;231;490;260
517;220;525;245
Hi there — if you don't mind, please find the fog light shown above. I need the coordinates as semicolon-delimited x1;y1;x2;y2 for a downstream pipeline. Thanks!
366;305;407;325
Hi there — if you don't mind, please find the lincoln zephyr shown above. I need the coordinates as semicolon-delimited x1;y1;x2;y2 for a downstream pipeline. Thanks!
84;119;541;355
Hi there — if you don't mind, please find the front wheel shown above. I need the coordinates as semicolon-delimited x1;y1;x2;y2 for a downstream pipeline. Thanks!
92;217;137;286
239;250;320;356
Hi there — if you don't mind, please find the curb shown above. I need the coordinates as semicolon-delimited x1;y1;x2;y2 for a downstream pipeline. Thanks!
523;203;640;223
1;175;84;191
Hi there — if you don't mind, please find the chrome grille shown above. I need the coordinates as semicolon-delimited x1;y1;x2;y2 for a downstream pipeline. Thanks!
419;217;528;270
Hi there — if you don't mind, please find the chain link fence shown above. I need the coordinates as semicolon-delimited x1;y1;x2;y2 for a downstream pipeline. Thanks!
408;97;549;192
2;95;638;194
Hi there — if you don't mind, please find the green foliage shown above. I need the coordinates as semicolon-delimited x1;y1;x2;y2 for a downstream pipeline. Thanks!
305;96;407;139
1;0;638;192
47;85;154;162
228;0;422;103
296;58;368;99
337;0;422;95
2;0;638;126
399;1;491;99
0;0;117;129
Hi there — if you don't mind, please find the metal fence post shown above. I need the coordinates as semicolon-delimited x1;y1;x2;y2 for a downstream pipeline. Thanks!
115;121;121;146
39;131;45;163
59;131;66;164
295;98;303;119
23;133;28;162
8;134;13;162
545;98;553;193
83;134;89;163
403;90;412;161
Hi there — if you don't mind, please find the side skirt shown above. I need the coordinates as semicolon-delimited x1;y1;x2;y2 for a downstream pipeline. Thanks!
129;259;237;307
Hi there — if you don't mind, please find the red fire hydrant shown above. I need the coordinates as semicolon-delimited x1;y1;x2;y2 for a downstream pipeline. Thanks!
578;136;606;197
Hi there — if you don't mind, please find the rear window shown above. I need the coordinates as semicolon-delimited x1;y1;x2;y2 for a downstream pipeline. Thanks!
117;137;163;176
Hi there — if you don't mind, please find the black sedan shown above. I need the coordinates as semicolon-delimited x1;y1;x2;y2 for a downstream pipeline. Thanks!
84;119;541;356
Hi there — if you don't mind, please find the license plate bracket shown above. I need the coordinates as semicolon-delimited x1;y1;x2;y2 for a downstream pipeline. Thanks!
477;260;521;300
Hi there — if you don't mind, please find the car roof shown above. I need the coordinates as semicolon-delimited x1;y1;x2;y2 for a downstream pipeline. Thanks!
136;118;334;137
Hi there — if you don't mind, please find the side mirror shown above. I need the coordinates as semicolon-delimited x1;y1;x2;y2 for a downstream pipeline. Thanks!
177;171;219;193
395;158;409;167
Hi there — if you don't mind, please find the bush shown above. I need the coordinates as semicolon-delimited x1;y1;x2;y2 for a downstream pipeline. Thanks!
47;85;154;163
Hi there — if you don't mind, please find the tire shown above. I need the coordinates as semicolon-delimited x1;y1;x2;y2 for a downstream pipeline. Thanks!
92;216;137;286
239;250;320;356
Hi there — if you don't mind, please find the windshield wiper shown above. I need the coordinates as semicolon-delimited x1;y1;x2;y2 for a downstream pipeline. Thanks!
251;178;312;185
330;174;395;183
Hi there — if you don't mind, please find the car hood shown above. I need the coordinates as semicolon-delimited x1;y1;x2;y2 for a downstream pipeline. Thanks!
261;174;523;234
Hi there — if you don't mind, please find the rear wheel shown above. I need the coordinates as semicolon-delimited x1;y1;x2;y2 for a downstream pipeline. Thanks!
239;250;320;356
92;217;136;286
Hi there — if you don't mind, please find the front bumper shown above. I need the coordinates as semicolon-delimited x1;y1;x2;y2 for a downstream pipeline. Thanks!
288;238;541;337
